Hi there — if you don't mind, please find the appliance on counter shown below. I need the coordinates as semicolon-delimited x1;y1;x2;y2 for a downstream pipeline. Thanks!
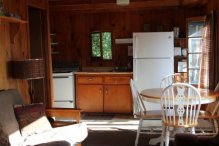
52;62;79;108
133;32;174;110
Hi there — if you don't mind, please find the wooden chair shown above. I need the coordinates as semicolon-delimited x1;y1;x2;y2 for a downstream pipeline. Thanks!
130;79;162;146
160;83;201;146
198;82;219;135
160;73;188;89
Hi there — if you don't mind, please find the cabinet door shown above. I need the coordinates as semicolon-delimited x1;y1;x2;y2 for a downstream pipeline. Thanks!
104;85;132;113
76;85;103;112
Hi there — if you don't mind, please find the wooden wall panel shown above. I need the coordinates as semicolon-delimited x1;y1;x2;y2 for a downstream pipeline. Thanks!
50;8;203;68
0;23;30;103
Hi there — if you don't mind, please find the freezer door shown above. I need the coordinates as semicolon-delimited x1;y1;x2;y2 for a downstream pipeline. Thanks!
133;58;174;110
133;32;174;58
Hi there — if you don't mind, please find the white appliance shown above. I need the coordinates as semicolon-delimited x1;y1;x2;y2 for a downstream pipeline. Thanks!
133;32;174;110
53;72;75;108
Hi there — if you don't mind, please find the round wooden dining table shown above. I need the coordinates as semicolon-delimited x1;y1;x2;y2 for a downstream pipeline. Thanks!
140;88;219;104
140;87;219;146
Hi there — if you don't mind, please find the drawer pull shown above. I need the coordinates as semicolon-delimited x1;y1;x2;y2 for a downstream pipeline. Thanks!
88;78;93;80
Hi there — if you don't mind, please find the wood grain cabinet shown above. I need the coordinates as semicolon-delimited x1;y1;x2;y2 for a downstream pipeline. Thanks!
76;73;132;113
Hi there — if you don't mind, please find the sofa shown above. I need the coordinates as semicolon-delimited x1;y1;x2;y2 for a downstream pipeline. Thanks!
174;133;219;146
0;89;88;146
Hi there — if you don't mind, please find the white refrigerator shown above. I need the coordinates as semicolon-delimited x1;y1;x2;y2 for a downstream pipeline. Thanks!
133;32;174;110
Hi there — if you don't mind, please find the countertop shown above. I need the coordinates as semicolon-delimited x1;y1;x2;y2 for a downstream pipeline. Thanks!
75;72;133;75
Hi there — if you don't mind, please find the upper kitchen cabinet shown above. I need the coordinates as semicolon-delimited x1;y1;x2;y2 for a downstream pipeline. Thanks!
187;16;205;85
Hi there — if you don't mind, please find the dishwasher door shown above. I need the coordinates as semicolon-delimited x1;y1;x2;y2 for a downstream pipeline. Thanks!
53;72;75;108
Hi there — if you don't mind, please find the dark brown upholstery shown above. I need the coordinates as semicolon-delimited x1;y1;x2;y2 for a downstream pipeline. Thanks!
0;89;74;146
174;133;219;146
34;141;71;146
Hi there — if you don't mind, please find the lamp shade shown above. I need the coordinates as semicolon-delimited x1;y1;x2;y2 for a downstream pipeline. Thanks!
11;59;45;79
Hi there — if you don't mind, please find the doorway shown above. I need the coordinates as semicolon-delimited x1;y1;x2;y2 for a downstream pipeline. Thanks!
28;6;46;104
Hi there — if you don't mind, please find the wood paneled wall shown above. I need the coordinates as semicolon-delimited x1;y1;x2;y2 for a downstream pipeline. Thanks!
0;0;30;103
0;0;51;103
50;8;203;68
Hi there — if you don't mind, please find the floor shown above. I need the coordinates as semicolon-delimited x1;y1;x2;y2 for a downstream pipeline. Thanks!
81;113;214;134
81;113;162;131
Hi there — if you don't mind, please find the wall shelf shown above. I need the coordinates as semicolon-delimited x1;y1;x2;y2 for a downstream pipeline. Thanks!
0;16;27;24
51;42;59;45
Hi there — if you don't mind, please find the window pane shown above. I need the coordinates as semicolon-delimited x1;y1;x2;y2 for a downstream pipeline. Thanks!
102;32;112;60
188;21;205;37
91;33;101;57
188;38;202;53
188;54;202;69
189;69;200;84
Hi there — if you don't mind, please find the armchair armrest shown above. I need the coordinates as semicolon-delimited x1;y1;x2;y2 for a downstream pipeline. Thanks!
46;108;82;127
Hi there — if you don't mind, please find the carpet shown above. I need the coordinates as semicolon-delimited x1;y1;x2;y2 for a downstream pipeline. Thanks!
82;129;173;146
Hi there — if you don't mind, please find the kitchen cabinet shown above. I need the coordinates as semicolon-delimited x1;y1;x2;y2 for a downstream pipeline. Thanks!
75;73;132;113
77;84;103;112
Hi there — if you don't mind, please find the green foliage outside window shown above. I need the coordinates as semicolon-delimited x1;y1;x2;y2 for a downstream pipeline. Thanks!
91;31;112;60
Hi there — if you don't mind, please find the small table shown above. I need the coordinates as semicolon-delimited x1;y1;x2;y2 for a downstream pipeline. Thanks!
140;88;219;145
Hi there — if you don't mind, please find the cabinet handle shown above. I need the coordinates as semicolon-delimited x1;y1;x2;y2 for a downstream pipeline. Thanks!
99;88;102;94
88;78;93;81
105;88;108;95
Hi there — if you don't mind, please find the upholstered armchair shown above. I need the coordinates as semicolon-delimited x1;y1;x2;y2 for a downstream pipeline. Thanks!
174;133;219;146
0;89;87;146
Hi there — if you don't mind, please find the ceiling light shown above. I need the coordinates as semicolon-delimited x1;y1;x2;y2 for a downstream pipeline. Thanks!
116;0;130;6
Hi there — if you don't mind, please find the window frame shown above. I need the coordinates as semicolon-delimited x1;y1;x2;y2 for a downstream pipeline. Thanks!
90;31;113;61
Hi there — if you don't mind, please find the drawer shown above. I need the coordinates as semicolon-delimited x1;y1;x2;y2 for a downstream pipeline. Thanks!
104;76;130;84
77;76;103;84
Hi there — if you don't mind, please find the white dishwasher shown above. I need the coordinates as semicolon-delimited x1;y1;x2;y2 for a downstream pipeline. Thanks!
52;72;75;108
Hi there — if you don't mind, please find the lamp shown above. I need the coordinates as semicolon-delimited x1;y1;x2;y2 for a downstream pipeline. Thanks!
11;59;45;103
116;0;130;6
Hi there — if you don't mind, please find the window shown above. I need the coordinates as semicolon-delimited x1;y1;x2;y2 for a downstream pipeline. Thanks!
187;18;205;85
91;31;112;60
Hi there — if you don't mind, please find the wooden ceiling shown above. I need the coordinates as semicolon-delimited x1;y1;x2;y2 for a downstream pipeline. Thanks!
49;0;209;12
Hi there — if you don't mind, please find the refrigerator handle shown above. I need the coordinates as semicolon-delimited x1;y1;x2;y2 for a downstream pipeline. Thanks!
133;59;137;81
133;35;137;58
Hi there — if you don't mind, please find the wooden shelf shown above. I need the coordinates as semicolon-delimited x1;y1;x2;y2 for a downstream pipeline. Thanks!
52;51;59;54
51;42;59;45
0;16;27;24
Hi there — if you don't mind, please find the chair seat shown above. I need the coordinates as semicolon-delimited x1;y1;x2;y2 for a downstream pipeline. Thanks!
134;110;162;119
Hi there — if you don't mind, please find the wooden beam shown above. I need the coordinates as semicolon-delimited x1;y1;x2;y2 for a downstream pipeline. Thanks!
49;0;181;12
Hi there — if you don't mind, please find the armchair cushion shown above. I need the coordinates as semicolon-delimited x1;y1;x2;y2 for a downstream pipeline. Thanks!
23;122;87;145
14;103;52;139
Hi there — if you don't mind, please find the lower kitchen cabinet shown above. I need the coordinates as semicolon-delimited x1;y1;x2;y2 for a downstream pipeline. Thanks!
104;85;132;113
77;84;103;112
75;73;133;113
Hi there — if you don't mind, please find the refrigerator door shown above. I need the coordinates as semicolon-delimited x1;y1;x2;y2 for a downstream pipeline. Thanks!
133;32;174;58
133;58;174;110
